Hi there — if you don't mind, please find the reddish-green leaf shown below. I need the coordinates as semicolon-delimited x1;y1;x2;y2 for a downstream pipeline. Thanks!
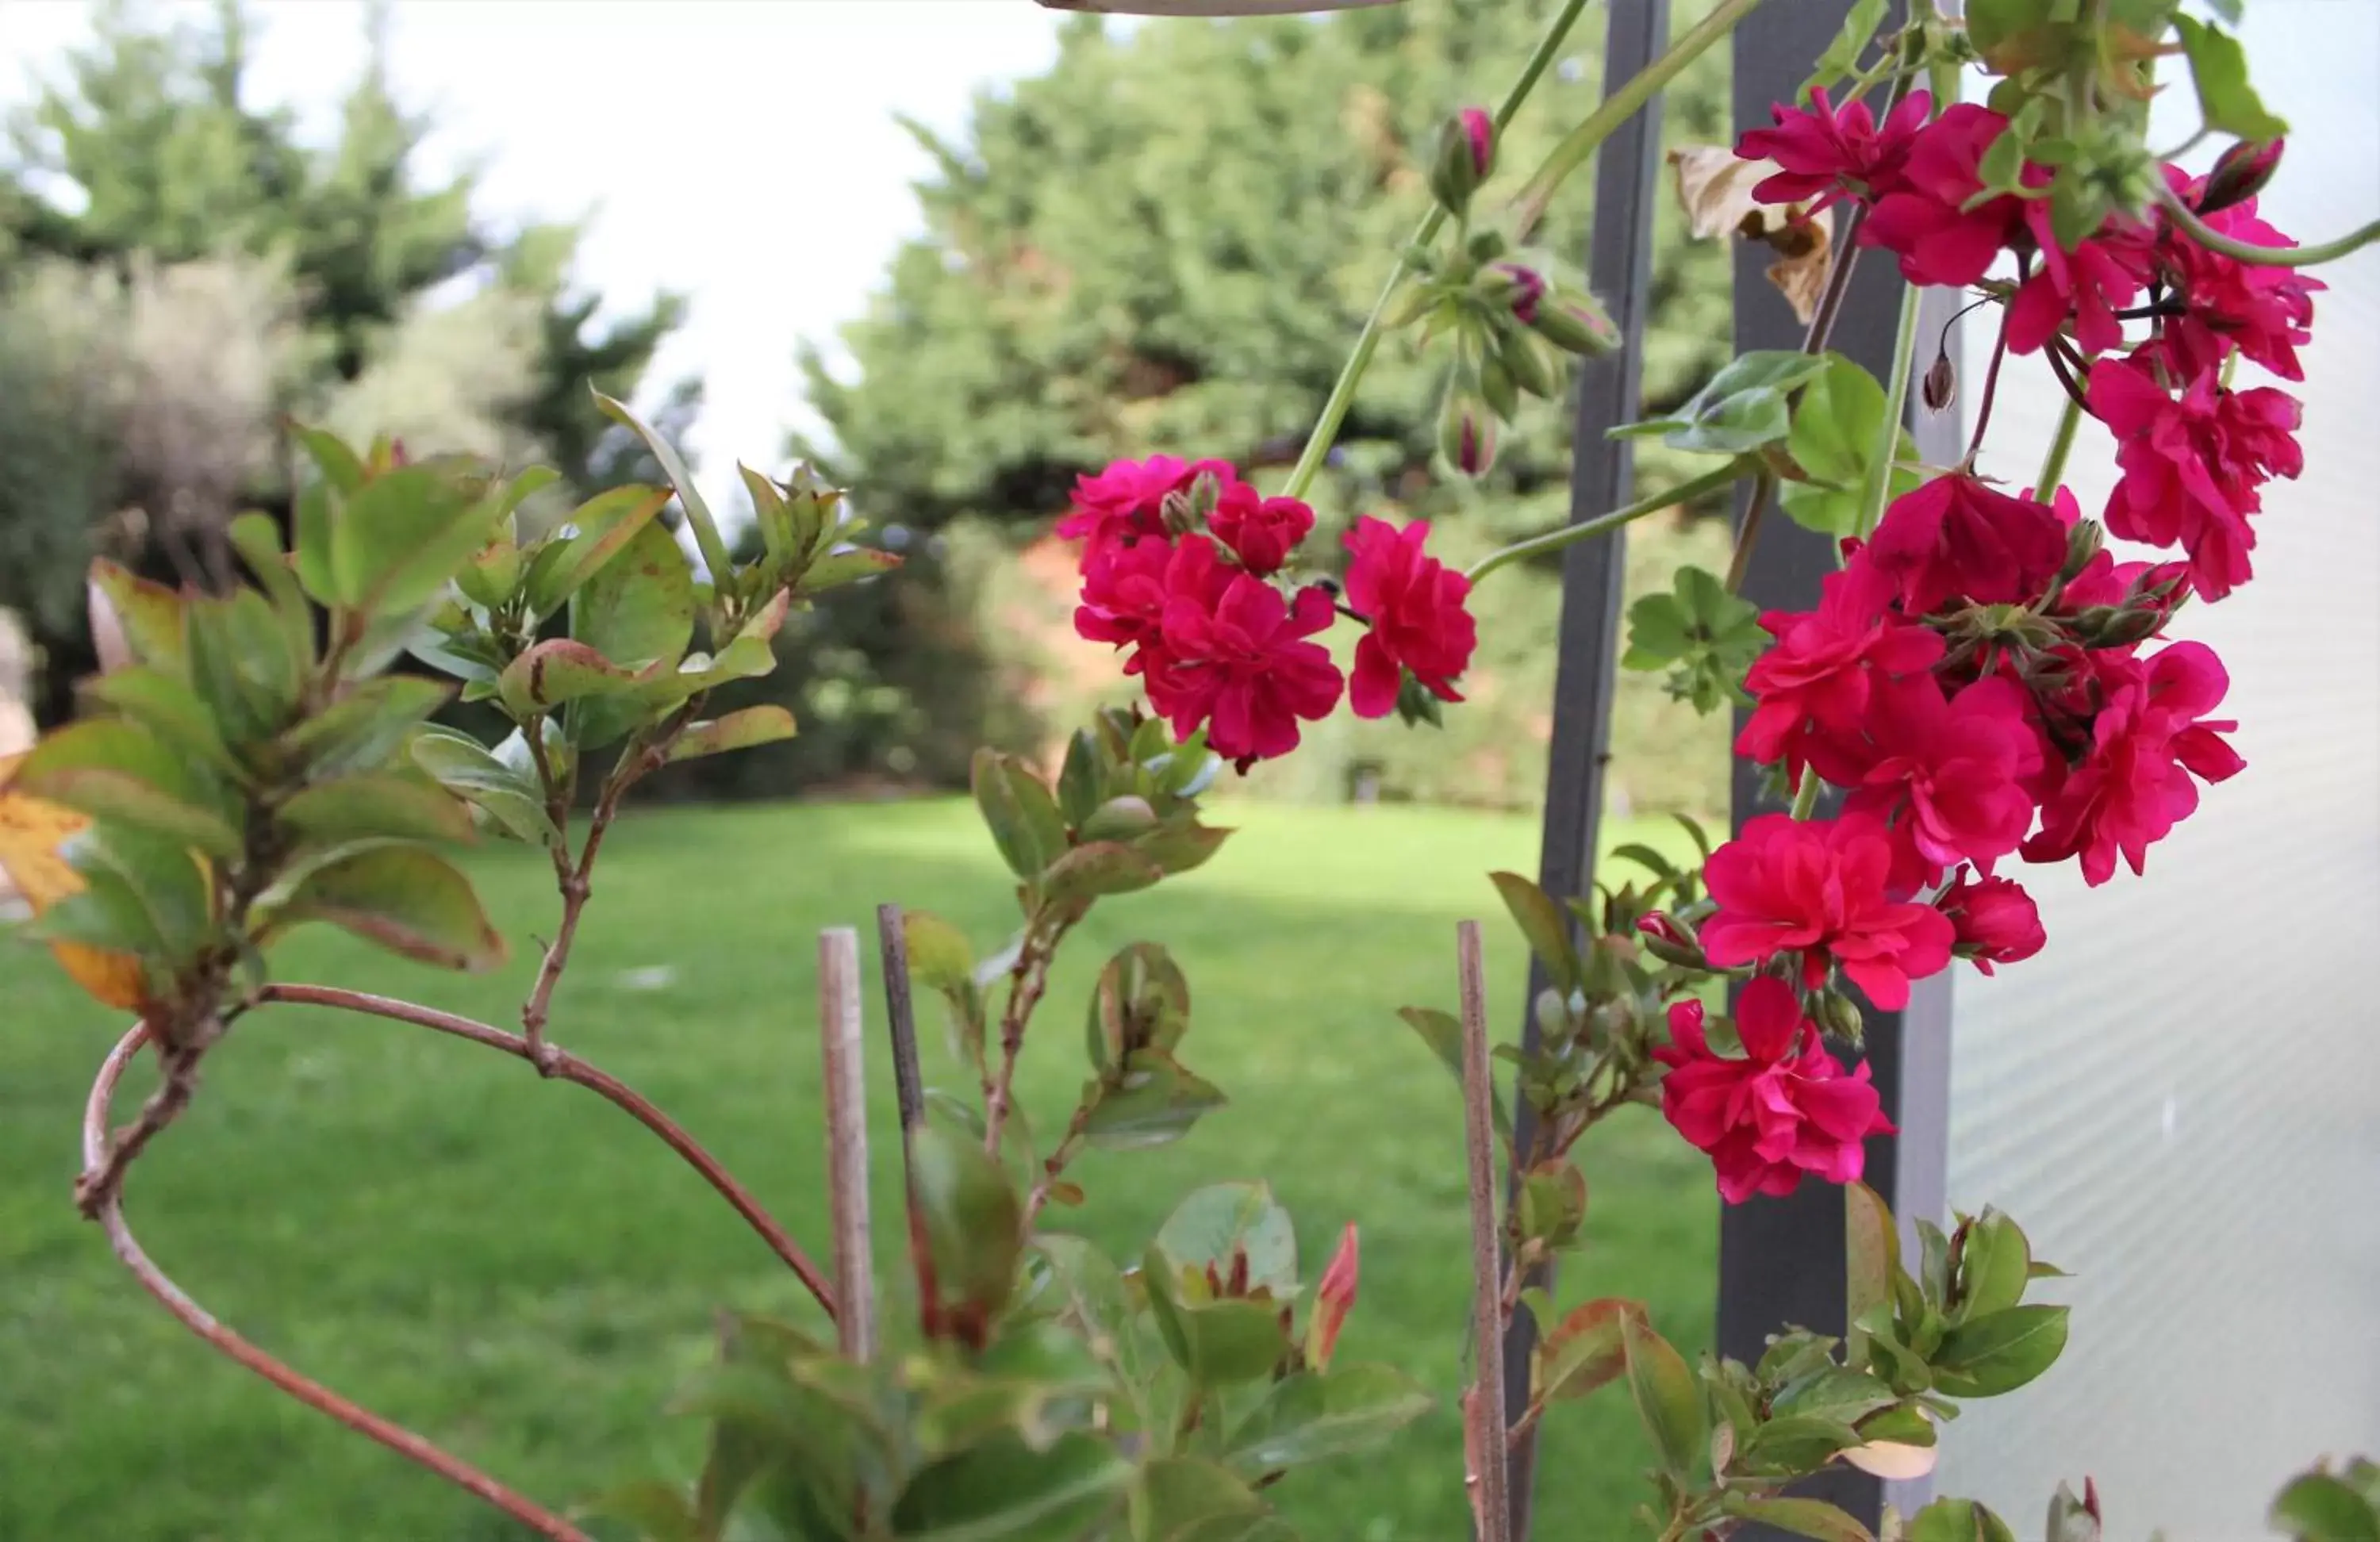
1622;1310;1707;1482
1532;1298;1637;1402
666;706;797;763
261;843;506;971
497;639;646;718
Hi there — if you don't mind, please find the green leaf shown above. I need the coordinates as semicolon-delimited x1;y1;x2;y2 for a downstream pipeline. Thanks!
259;843;507;971
280;677;455;780
593;389;735;593
329;466;499;618
1802;0;1889;98
1030;1235;1150;1429
1081;1049;1226;1151
87;560;189;675
568;514;699;748
796;545;902;596
186;588;301;745
1952;1209;2031;1322
1154;1182;1297;1295
1530;1298;1637;1403
1133;1457;1265;1542
971;749;1068;882
1779;353;1920;536
1722;1494;1875;1542
1613;351;1827;455
1929;1304;2070;1398
82;667;239;778
497;639;646;719
1514;1160;1588;1252
1085;941;1191;1072
1622;1310;1707;1483
1772;1367;1896;1426
666;706;798;763
1226;1364;1430;1475
1042;841;1164;914
228;512;317;669
406;726;555;846
2175;15;2288;142
1906;1498;2018;1542
586;1479;704;1542
1488;869;1577;990
892;1431;1125;1542
65;821;216;962
1056;730;1104;827
1845;1180;1899;1355
903;910;977;992
1395;1006;1511;1144
1173;1297;1292;1387
2271;1472;2380;1542
13;719;240;858
290;422;367;493
528;483;674;616
1735;1414;1864;1475
911;1123;1024;1324
1134;815;1232;878
278;774;474;848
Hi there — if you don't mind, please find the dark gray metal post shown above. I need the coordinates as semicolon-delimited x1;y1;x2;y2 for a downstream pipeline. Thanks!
1502;3;1670;1536
1721;2;1960;1532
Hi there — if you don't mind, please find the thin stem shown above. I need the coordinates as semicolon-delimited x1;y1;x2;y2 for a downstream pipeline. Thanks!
1790;766;1825;821
1963;303;2013;466
256;983;838;1318
1279;0;1595;501
1722;474;1778;596
981;921;1071;1156
2155;180;2380;267
1466;458;1748;585
2152;125;2212;163
1456;920;1513;1542
1023;1106;1094;1228
1853;280;1925;541
83;1027;596;1542
2033;394;2084;503
1510;0;1766;238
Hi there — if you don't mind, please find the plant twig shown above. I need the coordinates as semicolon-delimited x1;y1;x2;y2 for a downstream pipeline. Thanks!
818;927;874;1361
82;1026;596;1542
1457;919;1514;1542
254;983;837;1318
981;921;1071;1156
1466;458;1748;585
1278;0;1595;501
1964;301;2014;466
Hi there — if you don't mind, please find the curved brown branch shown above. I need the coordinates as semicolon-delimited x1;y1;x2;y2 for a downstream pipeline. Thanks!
83;1026;597;1542
256;983;839;1319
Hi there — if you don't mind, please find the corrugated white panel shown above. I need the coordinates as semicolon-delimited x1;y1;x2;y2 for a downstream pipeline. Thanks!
1934;7;2380;1534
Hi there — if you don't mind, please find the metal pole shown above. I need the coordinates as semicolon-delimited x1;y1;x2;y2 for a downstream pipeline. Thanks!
1719;4;1960;1532
1502;4;1671;1536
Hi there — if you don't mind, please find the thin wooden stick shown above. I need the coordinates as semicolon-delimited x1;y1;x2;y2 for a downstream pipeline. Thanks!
818;927;874;1362
874;904;927;1146
1457;919;1514;1542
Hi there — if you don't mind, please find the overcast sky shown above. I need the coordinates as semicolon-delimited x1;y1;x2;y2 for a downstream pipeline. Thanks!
0;0;1067;512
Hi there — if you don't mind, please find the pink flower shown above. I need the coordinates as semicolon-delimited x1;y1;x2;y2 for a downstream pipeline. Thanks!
1737;560;1944;784
1937;870;2046;975
1342;516;1477;718
2023;641;2247;884
1207;482;1315;577
1701;814;1958;1010
1843;674;2047;893
1654;979;1893;1204
2153;164;2323;382
1860;105;2027;288
1074;531;1179;658
2007;198;2154;356
1056;455;1234;560
1457;107;1495;178
2090;351;2301;600
1860;474;2070;616
1737;86;1933;210
1149;565;1345;770
1307;1223;1359;1369
1490;263;1547;323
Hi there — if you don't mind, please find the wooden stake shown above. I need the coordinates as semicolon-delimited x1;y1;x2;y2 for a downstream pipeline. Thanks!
874;904;927;1149
818;926;874;1361
1458;919;1514;1542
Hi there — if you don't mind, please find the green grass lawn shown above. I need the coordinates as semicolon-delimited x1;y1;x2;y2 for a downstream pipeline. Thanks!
0;796;1716;1541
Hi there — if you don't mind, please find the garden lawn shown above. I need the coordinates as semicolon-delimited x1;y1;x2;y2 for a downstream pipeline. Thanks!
0;796;1715;1541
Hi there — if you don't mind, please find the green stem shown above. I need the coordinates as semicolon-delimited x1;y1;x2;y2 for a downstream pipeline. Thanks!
1279;0;1593;501
2155;181;2380;268
2033;395;2082;503
1464;458;1748;585
1790;765;1824;821
1853;282;1925;542
1509;0;1765;239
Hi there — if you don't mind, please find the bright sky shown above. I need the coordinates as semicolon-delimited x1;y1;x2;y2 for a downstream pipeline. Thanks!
0;0;1067;512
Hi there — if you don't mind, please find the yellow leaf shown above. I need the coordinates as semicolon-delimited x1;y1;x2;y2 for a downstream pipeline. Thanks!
1668;146;1837;326
0;752;150;1011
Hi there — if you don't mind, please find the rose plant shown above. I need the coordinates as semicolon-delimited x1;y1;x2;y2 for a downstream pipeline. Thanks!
6;2;2378;1540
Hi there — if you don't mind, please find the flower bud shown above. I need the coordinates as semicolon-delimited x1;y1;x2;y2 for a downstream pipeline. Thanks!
2200;136;2284;216
1496;324;1562;401
1479;261;1546;324
2059;517;2104;583
1394;670;1445;727
1921;351;1957;413
1438;386;1498;478
1530;289;1620;358
1477;349;1520;420
1635;912;1704;969
1815;989;1866;1046
1304;1222;1360;1370
1431;105;1496;214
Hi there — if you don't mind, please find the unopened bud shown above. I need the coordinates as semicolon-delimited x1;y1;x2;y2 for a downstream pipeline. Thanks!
1439;388;1499;478
2059;519;2105;583
2200;136;2284;216
1816;990;1865;1046
1431;105;1496;214
1497;324;1562;400
1159;469;1224;538
1478;349;1520;420
1921;351;1957;414
1530;290;1620;358
1480;261;1547;323
1395;670;1446;727
2098;605;2169;647
1635;912;1704;968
